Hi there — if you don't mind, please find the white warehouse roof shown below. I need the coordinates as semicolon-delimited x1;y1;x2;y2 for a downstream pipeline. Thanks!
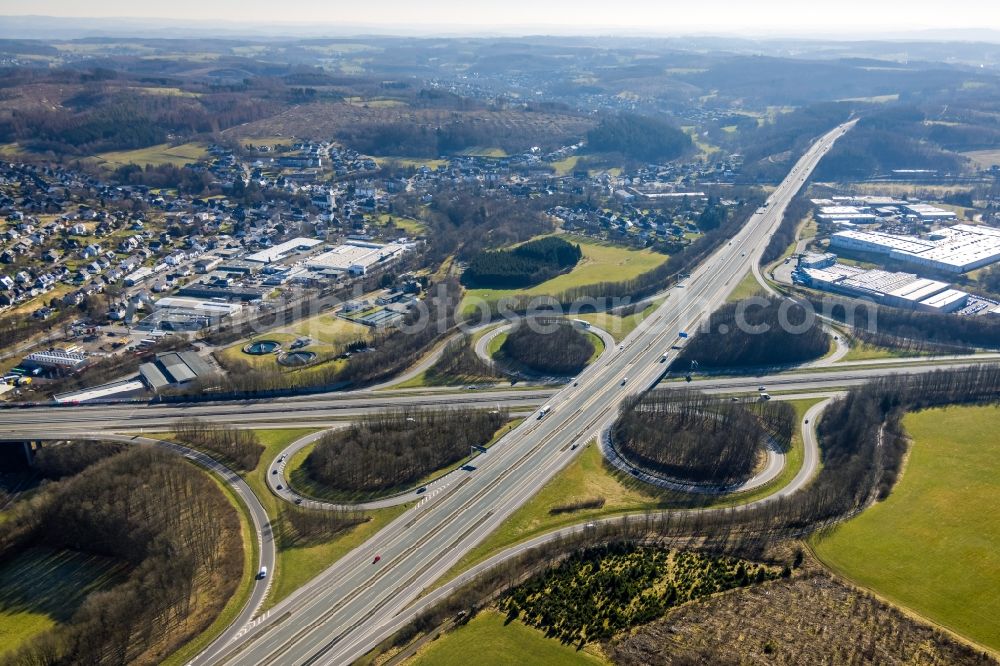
245;237;323;263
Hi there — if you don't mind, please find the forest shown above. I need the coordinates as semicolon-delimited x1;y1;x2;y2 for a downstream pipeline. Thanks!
499;319;594;376
586;113;693;163
303;407;509;494
31;440;126;479
0;446;242;666
2;86;277;156
612;390;795;484
461;236;583;289
814;106;967;181
675;296;829;369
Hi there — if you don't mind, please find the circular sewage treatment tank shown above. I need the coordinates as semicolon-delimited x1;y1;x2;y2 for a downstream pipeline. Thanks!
243;340;281;355
277;351;317;367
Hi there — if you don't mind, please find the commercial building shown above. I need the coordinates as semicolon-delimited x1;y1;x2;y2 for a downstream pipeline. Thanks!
245;237;324;264
306;240;412;276
176;283;267;302
830;224;1000;273
135;296;243;333
918;289;969;313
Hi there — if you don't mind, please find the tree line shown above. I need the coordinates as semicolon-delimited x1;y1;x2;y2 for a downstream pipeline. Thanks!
613;390;795;484
304;407;509;494
0;447;242;666
676;296;829;369
461;236;583;289
808;293;1000;353
761;193;811;266
171;419;264;471
32;440;126;480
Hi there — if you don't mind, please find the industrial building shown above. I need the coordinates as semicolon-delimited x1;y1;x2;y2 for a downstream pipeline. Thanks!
135;296;243;333
830;224;1000;273
245;237;324;264
794;260;970;313
815;206;878;224
23;349;87;370
139;351;213;391
306;240;412;276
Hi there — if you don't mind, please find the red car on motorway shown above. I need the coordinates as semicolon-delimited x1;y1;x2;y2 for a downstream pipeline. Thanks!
372;555;381;564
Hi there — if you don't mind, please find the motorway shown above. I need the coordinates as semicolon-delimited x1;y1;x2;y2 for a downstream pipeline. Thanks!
2;353;995;438
173;121;858;665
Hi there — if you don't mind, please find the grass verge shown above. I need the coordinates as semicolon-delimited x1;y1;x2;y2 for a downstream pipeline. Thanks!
404;610;606;666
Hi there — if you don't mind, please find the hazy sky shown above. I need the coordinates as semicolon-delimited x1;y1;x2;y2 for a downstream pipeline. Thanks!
3;0;1000;35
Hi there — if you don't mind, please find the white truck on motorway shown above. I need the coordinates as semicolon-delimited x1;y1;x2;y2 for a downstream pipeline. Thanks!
538;405;552;419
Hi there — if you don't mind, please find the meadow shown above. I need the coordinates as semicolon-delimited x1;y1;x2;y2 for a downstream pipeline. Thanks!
813;404;1000;652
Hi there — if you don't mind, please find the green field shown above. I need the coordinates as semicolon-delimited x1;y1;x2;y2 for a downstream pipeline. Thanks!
0;547;128;656
457;147;508;158
375;156;448;170
550;155;582;175
460;237;668;317
274;313;369;347
93;142;208;169
813;404;1000;652
406;610;607;666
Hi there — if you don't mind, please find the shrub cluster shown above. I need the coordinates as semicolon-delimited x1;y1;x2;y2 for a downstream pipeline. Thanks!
500;544;778;644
